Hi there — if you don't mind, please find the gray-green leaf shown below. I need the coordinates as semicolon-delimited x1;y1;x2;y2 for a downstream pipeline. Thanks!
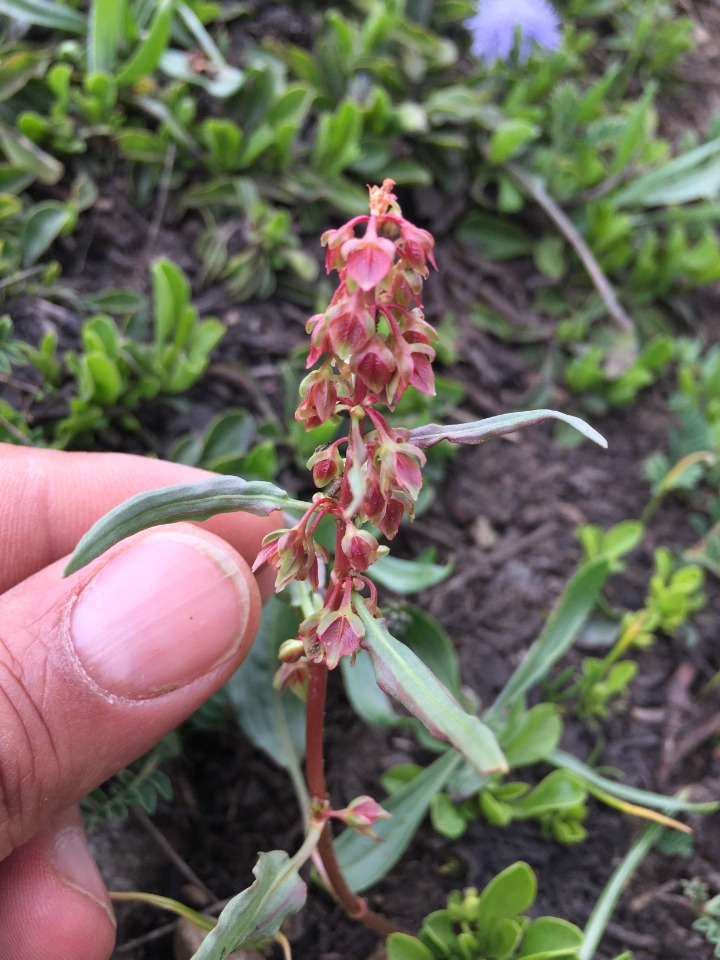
409;410;607;450
357;600;507;775
189;851;306;960
63;477;308;575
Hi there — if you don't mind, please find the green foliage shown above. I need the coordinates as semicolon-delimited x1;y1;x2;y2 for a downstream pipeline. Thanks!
387;862;584;960
81;733;180;826
171;410;278;482
0;314;26;372
7;259;225;446
550;524;706;721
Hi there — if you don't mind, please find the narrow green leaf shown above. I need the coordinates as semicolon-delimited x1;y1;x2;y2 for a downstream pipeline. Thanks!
487;559;610;721
334;750;462;892
357;600;507;775
409;410;607;450
0;121;63;184
116;0;175;86
579;824;663;960
369;554;454;594
190;851;306;960
403;605;462;699
550;750;719;814
0;0;85;32
613;137;720;208
226;597;307;770
88;0;126;73
63;478;309;575
151;257;188;348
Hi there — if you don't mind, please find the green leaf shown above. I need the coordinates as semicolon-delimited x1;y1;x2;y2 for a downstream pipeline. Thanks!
341;648;398;727
369;554;454;594
225;596;306;770
189;851;306;960
517;917;584;959
501;703;563;768
116;0;175;86
334;749;462;892
511;771;586;818
21;201;72;265
0;0;85;32
357;600;507;775
476;861;536;934
0;48;50;102
609;82;657;177
410;410;607;450
88;0;126;73
455;212;534;260
386;934;435;960
430;792;466;839
549;750;720;815
579;823;664;960
151;257;189;348
0;121;64;184
402;605;462;699
488;119;539;164
85;351;123;404
487;559;610;721
613;137;720;208
63;477;308;575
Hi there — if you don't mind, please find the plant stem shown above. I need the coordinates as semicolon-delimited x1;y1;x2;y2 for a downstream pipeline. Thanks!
305;661;403;937
305;661;330;803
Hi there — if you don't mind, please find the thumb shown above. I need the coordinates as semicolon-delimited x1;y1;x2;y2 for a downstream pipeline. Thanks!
0;523;260;861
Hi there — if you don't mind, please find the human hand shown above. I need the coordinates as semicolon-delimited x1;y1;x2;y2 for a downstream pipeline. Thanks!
0;444;278;960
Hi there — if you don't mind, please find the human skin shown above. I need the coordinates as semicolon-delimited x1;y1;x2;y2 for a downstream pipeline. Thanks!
0;444;278;960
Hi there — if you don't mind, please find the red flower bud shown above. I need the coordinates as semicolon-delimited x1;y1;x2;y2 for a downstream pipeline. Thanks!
327;795;391;841
315;597;365;669
341;521;387;571
352;336;396;394
307;443;344;487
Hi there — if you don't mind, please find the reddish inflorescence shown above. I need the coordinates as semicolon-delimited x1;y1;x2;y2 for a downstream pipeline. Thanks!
253;179;437;670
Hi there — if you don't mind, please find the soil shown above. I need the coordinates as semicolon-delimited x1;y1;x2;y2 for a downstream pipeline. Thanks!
4;13;720;960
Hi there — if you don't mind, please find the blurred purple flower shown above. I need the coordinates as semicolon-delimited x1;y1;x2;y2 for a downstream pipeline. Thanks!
467;0;561;65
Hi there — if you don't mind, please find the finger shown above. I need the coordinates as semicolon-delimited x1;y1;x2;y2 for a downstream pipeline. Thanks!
0;444;280;593
0;806;115;960
0;522;261;861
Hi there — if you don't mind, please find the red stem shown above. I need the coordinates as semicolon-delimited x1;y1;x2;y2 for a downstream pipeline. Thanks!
305;662;405;936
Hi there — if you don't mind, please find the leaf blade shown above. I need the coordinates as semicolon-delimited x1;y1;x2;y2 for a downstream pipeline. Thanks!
190;851;306;960
357;600;507;775
487;559;610;722
63;477;308;575
409;410;607;450
334;750;462;892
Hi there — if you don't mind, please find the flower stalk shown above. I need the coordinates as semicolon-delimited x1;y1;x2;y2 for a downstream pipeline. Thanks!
253;179;438;930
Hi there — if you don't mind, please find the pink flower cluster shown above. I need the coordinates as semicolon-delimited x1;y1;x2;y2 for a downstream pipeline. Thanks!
254;180;437;670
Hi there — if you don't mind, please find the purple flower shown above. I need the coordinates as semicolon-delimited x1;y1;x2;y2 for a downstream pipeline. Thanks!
467;0;561;65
